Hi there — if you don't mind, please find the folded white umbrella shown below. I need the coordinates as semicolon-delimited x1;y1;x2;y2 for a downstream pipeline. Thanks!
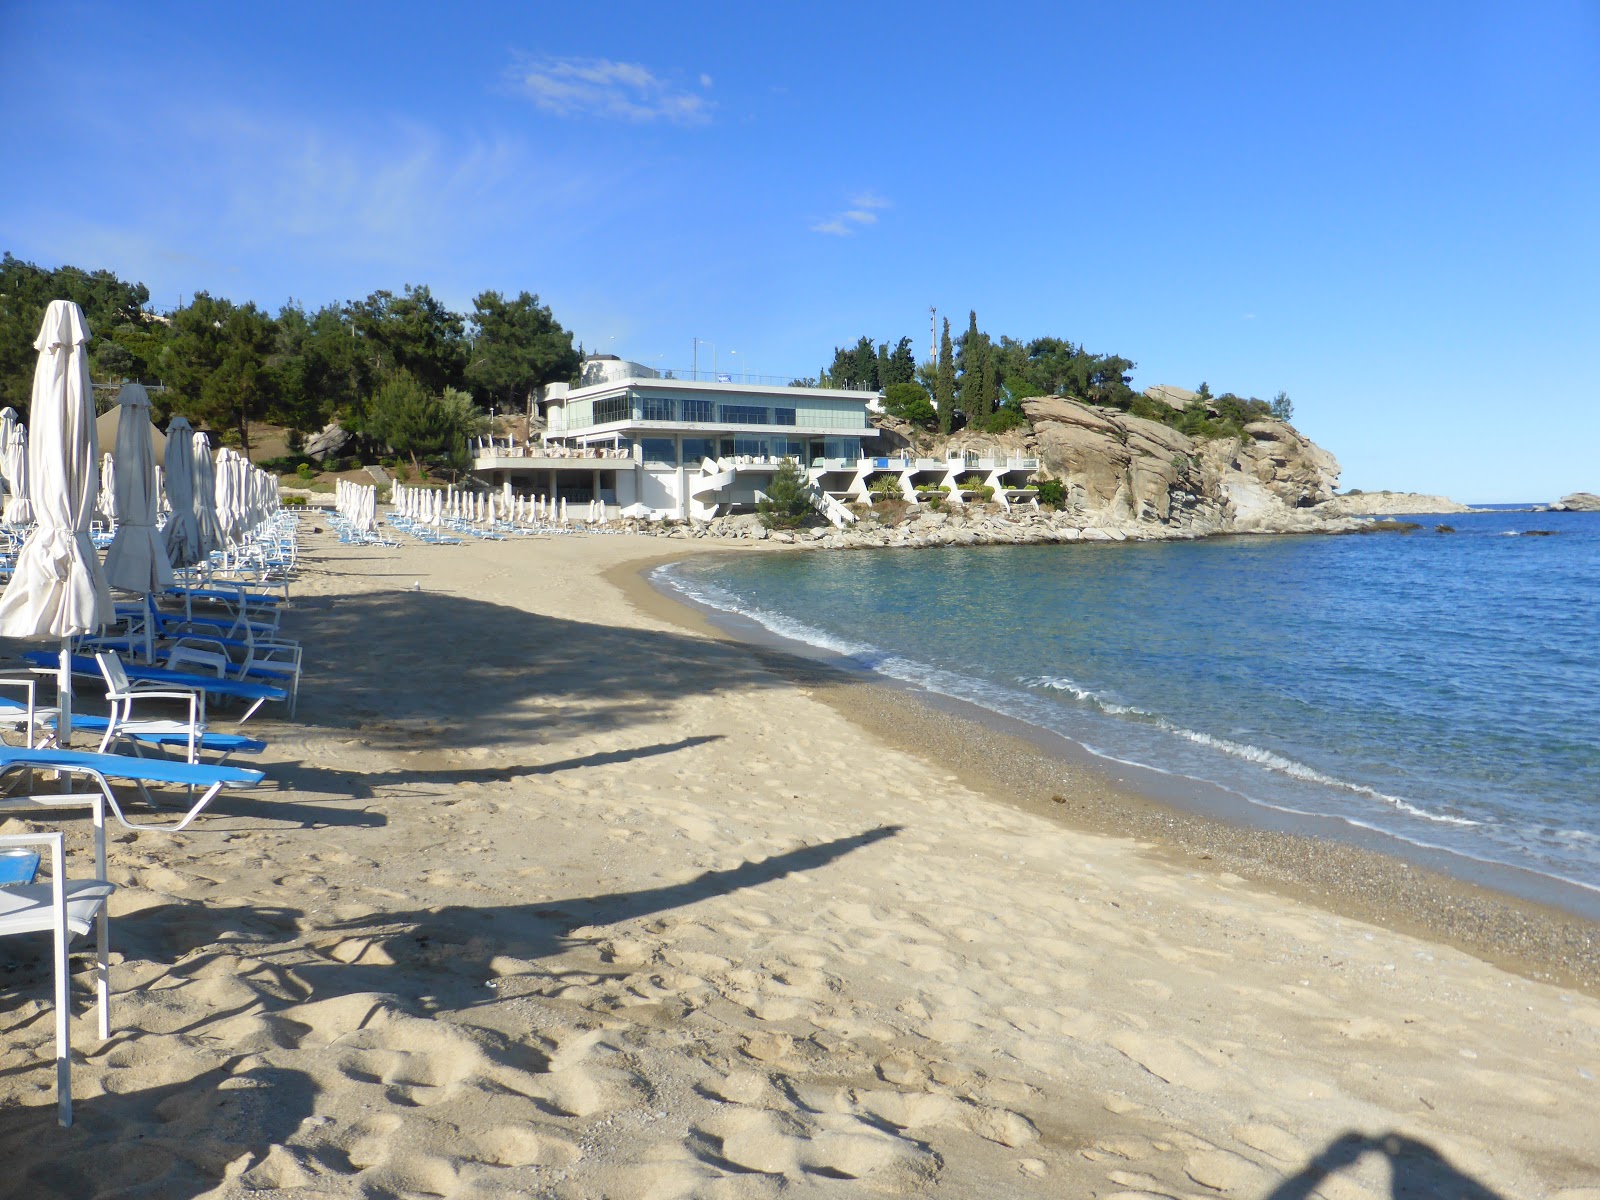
0;301;113;739
103;383;174;595
161;417;203;568
3;423;32;526
190;432;222;556
97;452;117;525
0;407;17;504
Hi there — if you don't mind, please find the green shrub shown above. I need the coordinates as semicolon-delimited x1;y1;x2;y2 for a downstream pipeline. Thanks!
757;458;811;529
868;474;904;501
979;405;1028;433
1035;479;1066;508
882;382;937;428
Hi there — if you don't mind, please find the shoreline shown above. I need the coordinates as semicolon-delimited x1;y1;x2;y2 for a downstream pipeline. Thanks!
616;547;1600;995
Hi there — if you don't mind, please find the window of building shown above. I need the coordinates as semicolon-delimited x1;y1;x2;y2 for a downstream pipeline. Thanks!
592;394;629;424
681;398;714;423
822;438;860;463
773;407;796;426
640;396;675;422
681;437;717;464
719;404;769;425
640;438;677;465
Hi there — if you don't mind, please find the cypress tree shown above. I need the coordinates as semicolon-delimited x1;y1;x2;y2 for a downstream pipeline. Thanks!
957;311;980;423
936;318;955;434
975;332;995;425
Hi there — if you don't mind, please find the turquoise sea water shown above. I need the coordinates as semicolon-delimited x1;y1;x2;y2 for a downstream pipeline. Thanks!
659;509;1600;894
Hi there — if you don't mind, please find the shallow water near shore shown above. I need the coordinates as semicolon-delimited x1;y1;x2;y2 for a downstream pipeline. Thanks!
658;508;1600;899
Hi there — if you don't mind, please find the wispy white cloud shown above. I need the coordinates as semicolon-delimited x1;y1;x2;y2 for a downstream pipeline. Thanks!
811;191;890;236
508;55;713;125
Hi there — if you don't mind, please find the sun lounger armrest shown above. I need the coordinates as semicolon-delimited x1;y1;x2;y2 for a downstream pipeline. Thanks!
0;677;40;748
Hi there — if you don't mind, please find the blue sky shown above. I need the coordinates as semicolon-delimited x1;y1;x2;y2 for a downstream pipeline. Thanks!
3;1;1596;501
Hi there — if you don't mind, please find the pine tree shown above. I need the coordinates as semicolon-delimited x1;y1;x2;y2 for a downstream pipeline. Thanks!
936;318;955;434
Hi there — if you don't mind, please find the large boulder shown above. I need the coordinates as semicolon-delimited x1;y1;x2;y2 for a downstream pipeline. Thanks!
305;421;351;460
1550;492;1600;512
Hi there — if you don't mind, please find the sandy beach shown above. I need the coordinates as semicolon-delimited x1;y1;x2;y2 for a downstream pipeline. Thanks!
2;527;1598;1199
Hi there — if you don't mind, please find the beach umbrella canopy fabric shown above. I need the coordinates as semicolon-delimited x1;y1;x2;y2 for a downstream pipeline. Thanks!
95;404;166;464
97;452;117;523
2;423;32;526
162;417;204;568
0;408;17;499
102;384;174;594
191;432;222;554
0;300;112;639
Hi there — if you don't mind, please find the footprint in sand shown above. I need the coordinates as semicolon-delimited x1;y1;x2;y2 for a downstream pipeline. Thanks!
472;1123;582;1167
1109;1030;1225;1093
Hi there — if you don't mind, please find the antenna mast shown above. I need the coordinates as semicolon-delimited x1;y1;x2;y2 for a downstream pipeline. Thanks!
929;307;937;361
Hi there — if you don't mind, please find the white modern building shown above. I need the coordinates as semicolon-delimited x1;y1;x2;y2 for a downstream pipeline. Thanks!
473;359;871;524
471;355;1041;525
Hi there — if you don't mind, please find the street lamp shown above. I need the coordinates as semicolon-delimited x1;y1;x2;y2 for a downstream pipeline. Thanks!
729;349;746;383
694;338;716;381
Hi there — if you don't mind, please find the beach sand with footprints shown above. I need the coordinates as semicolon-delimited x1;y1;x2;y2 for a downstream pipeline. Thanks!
1;526;1597;1198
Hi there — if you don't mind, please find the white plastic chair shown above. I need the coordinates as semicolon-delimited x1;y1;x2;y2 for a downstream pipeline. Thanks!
0;809;113;1126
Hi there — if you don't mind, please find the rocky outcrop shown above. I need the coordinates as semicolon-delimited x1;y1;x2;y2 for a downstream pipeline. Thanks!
1324;491;1471;516
305;422;351;460
614;500;1366;551
1019;396;1343;536
1548;492;1600;512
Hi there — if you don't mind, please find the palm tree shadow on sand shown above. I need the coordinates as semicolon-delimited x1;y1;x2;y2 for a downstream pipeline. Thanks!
1265;1131;1506;1200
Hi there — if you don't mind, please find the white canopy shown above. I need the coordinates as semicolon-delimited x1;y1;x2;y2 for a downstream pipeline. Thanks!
98;452;117;524
102;383;175;594
0;300;112;638
2;422;31;526
191;432;222;554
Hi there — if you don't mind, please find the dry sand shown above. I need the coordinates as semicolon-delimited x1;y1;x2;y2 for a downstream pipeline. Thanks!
1;529;1597;1199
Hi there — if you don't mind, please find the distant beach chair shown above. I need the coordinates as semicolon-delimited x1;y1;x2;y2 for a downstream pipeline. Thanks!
0;813;113;1125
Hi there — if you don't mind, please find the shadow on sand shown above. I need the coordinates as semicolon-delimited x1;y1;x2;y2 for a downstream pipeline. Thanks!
1266;1131;1506;1199
279;584;813;751
0;826;899;1197
254;734;725;802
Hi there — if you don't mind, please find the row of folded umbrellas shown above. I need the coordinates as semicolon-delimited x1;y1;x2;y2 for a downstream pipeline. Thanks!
385;482;604;528
0;300;282;641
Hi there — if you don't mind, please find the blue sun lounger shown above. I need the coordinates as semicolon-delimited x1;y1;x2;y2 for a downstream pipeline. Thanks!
0;745;265;832
23;652;287;722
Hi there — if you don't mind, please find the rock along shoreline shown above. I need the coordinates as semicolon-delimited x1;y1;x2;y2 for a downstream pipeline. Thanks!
607;504;1372;550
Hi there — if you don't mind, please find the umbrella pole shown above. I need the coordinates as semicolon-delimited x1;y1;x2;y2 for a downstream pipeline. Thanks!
57;638;73;745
